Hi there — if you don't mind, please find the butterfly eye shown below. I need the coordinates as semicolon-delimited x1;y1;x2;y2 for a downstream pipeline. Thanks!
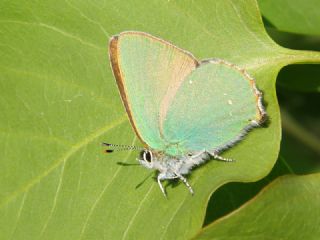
143;150;152;163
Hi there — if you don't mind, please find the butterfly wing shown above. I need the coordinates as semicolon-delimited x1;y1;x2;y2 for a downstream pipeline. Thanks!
162;60;265;155
109;32;198;149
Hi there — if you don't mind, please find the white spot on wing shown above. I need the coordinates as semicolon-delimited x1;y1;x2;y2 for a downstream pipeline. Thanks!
189;80;193;84
228;99;233;105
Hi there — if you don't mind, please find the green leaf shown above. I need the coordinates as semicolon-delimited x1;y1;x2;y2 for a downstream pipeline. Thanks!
1;0;320;239
258;0;320;35
264;28;320;92
195;173;320;239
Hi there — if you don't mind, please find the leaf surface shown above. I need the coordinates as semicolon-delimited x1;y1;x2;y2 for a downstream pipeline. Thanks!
1;0;320;239
258;0;320;35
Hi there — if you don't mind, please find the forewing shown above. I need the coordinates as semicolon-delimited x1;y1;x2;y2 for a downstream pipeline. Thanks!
109;32;198;149
163;60;265;154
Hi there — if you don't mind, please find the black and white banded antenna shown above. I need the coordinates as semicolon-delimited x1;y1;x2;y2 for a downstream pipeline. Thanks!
102;142;144;153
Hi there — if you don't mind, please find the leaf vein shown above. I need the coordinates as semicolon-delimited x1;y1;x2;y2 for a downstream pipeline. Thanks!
0;20;104;50
121;185;155;240
64;0;110;38
39;160;67;237
9;192;27;240
79;137;137;240
0;115;127;209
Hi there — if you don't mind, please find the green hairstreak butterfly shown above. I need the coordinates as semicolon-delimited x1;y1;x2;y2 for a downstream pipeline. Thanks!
104;31;266;196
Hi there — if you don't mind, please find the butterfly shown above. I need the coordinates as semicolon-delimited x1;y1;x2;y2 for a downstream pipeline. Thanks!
104;31;266;196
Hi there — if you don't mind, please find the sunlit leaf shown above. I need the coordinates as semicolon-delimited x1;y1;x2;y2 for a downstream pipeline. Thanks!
258;0;320;35
1;0;320;239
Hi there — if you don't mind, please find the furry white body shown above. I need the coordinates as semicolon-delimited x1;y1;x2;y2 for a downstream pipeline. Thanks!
138;150;234;195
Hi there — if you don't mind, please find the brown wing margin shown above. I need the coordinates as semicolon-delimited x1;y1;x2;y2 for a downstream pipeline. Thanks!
109;35;147;146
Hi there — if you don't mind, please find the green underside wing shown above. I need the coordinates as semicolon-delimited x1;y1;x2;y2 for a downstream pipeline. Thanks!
109;32;264;156
110;32;198;150
163;60;260;155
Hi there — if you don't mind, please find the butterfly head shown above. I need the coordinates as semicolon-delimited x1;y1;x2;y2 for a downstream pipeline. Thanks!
137;149;174;172
138;149;154;169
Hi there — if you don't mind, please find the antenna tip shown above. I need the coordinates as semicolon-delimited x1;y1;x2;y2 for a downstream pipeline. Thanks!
105;149;114;153
102;142;111;146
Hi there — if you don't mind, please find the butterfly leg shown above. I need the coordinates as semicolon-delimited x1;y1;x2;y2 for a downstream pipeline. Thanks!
174;172;194;195
157;173;167;197
158;173;192;197
211;152;235;162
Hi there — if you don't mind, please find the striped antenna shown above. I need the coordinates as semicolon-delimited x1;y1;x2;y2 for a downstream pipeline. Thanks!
102;142;144;153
